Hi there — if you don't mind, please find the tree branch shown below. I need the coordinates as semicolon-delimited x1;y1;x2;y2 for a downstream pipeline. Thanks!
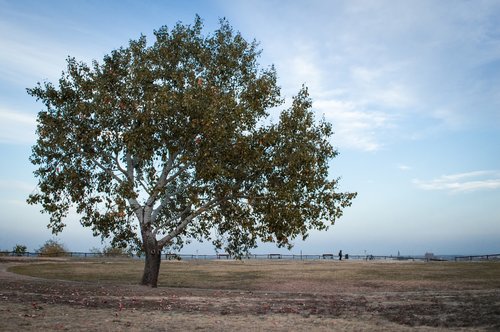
137;177;152;197
150;176;197;223
151;194;170;223
113;152;128;178
148;152;192;218
146;151;178;207
153;204;191;236
92;159;124;184
158;197;222;248
126;152;134;181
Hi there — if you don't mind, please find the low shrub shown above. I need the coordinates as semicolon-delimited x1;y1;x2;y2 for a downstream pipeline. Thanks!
103;246;130;257
37;239;68;257
13;244;27;256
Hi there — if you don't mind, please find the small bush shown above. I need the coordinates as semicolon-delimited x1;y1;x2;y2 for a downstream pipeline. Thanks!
103;246;130;257
13;244;27;256
165;253;182;260
37;239;68;257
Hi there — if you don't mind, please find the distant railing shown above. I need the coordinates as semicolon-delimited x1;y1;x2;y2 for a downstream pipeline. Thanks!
2;251;499;262
0;251;130;258
454;254;500;261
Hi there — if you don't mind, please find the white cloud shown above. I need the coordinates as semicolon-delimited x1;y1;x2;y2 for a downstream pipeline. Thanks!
273;51;400;151
348;64;416;110
0;21;66;85
372;84;414;110
270;45;397;152
286;47;323;91
398;164;412;171
0;11;112;88
413;170;500;193
0;107;37;144
314;98;393;152
235;0;500;137
431;107;464;130
350;66;383;83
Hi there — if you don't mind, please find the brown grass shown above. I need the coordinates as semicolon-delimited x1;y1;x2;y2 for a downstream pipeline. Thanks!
3;259;500;331
9;259;500;291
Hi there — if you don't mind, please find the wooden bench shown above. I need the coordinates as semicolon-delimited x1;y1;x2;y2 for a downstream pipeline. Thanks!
322;253;334;259
217;254;230;259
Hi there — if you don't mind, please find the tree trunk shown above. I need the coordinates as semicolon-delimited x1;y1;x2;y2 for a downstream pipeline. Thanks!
141;232;162;287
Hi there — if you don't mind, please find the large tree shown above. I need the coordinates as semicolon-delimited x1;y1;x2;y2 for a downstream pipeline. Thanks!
27;17;356;287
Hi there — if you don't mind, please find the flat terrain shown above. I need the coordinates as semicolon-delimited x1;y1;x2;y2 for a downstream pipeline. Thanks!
1;257;499;331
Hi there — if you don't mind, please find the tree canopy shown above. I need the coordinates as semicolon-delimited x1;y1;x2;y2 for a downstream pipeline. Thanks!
27;17;356;286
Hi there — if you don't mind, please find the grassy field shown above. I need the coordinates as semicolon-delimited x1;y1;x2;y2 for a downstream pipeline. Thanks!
2;258;500;331
9;258;500;291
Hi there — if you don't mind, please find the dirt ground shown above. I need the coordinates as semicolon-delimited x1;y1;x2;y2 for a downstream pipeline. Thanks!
1;258;499;331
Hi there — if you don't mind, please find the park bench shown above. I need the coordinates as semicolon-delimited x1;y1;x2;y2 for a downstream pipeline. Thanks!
217;254;230;259
268;253;282;259
322;253;334;259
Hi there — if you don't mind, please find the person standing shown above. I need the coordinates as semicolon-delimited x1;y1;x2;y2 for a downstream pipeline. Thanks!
338;249;343;261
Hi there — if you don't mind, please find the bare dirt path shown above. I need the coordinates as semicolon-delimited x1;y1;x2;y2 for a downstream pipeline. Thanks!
1;259;499;331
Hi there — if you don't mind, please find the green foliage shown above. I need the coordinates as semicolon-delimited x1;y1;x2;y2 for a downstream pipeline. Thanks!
37;239;68;257
13;244;28;256
27;16;356;260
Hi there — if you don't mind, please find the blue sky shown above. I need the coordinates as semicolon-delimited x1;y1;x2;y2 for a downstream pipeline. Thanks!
1;0;499;255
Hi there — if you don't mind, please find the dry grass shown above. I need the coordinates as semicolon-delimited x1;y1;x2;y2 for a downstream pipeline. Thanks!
3;259;500;331
10;259;144;284
9;259;500;291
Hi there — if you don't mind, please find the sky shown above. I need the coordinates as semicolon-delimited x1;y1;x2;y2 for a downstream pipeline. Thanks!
1;0;499;256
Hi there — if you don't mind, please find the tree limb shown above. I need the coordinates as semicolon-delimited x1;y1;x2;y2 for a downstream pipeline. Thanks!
126;152;134;181
92;159;125;184
146;151;179;208
137;177;153;197
113;151;129;178
158;197;222;248
153;204;191;236
150;176;198;222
